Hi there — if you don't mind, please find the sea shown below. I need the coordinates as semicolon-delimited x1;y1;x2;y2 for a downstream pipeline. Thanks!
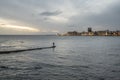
0;35;120;80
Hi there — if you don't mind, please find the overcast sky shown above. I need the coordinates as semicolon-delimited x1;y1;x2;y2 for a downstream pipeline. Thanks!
0;0;120;35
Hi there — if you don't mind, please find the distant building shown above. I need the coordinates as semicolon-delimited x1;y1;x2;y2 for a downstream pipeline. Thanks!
59;28;120;36
67;31;78;36
117;31;120;36
88;27;92;32
81;32;94;36
95;31;106;36
81;32;89;36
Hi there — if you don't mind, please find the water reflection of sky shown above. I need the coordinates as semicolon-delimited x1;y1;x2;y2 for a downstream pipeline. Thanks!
0;40;32;51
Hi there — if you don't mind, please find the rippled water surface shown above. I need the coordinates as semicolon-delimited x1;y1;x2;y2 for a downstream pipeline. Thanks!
0;35;120;80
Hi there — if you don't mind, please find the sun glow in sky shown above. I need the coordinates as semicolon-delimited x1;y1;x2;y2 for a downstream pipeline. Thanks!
0;18;40;34
0;24;40;32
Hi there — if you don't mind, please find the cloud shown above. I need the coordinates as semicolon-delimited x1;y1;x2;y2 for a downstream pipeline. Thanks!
0;18;40;35
40;10;62;16
0;24;40;32
40;10;68;23
68;0;120;31
0;0;120;34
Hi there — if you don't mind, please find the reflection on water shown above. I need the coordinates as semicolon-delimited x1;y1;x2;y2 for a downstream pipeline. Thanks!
0;36;120;80
0;40;28;51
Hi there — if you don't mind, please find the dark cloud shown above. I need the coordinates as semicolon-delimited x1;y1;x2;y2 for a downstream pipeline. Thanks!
40;10;62;16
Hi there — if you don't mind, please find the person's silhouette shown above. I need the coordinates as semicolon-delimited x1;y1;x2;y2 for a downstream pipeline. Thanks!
53;42;55;47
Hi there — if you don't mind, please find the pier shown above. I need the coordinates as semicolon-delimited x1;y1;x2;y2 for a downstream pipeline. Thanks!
0;46;56;54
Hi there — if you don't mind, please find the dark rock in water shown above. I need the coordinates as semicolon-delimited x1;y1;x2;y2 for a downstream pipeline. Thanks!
34;66;42;69
0;66;9;69
80;65;89;68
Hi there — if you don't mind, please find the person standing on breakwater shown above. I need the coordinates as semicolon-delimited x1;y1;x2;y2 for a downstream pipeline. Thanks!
52;42;56;48
53;42;55;47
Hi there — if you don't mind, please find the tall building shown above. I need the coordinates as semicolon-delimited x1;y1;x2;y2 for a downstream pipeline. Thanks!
88;27;92;32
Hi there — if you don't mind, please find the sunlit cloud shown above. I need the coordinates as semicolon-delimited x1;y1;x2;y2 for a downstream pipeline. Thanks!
48;16;68;23
0;18;40;33
51;30;59;33
0;24;40;32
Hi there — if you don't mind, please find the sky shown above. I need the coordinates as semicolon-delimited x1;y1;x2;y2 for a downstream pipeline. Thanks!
0;0;120;35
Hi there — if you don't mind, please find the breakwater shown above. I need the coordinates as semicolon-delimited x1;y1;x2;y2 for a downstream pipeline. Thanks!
0;46;56;54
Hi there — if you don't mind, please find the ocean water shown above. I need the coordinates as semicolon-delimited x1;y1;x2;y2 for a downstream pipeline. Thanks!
0;35;120;80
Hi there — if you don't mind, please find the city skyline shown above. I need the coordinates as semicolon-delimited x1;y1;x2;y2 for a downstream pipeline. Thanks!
60;27;120;36
0;0;120;35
